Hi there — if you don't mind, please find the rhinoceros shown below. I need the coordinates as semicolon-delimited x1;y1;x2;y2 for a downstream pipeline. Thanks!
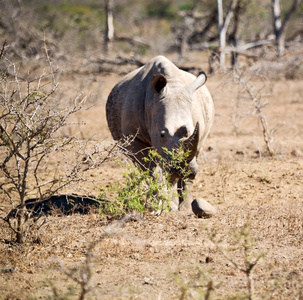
106;55;214;212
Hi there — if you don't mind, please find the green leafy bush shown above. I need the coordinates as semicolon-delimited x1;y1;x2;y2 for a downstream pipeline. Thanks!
99;147;192;217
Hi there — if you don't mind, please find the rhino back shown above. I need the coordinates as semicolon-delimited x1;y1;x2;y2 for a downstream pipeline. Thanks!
106;67;143;140
105;58;164;142
106;56;214;146
106;84;123;140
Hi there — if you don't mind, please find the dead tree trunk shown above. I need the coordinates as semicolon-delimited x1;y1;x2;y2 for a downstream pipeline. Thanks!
230;4;239;66
217;0;225;65
173;1;201;60
217;0;238;67
104;0;114;53
271;0;284;57
230;0;248;67
271;0;301;57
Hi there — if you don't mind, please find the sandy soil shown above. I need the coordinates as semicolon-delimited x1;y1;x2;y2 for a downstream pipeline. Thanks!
0;56;303;299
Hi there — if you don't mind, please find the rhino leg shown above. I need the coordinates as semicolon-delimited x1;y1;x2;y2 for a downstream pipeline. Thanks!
170;182;179;211
125;138;194;213
177;179;193;212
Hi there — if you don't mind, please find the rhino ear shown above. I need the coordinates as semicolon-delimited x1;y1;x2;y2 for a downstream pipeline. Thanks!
187;71;207;95
151;74;167;94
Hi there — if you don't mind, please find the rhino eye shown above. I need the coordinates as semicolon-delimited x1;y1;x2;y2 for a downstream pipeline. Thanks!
175;126;188;138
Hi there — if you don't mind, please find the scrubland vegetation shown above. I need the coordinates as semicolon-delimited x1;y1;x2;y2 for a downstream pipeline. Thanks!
0;0;303;299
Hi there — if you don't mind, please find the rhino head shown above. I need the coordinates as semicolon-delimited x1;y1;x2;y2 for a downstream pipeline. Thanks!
146;71;207;180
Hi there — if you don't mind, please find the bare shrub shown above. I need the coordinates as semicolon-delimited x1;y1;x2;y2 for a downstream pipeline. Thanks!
173;265;216;300
0;49;119;243
0;2;60;63
209;223;264;300
223;68;284;155
55;242;96;300
50;214;135;300
233;70;284;155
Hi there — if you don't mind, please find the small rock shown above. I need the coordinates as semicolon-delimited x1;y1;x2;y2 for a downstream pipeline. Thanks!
291;149;302;157
143;277;153;285
130;253;141;260
205;256;214;263
191;198;217;218
236;150;244;155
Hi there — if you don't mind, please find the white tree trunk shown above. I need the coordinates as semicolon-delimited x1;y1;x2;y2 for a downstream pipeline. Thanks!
104;0;114;53
217;0;225;66
271;0;301;57
271;0;284;57
217;0;238;67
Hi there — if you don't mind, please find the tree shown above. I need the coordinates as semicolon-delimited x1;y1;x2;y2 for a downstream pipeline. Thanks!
0;45;118;243
271;0;301;57
217;0;238;66
104;0;114;53
229;0;249;66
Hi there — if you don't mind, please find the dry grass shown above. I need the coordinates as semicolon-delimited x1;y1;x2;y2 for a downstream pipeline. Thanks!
0;57;303;299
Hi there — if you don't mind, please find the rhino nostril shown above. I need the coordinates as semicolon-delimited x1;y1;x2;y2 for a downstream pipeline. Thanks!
175;126;188;138
160;130;165;138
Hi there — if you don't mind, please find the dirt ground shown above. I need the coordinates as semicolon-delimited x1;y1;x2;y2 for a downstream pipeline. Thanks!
1;55;303;299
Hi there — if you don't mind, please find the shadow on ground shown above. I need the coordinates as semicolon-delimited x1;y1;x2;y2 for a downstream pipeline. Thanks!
25;194;100;216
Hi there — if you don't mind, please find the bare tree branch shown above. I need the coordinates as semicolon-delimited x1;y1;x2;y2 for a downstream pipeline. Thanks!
0;56;123;243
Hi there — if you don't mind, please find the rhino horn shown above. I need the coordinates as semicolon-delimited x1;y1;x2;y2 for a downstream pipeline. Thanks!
187;71;207;95
182;122;199;161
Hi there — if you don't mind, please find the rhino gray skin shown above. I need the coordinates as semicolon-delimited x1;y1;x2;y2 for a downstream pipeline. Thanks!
106;56;214;212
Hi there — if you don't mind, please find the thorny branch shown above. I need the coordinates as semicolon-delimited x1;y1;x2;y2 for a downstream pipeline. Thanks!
0;56;125;243
209;224;264;300
226;68;284;155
